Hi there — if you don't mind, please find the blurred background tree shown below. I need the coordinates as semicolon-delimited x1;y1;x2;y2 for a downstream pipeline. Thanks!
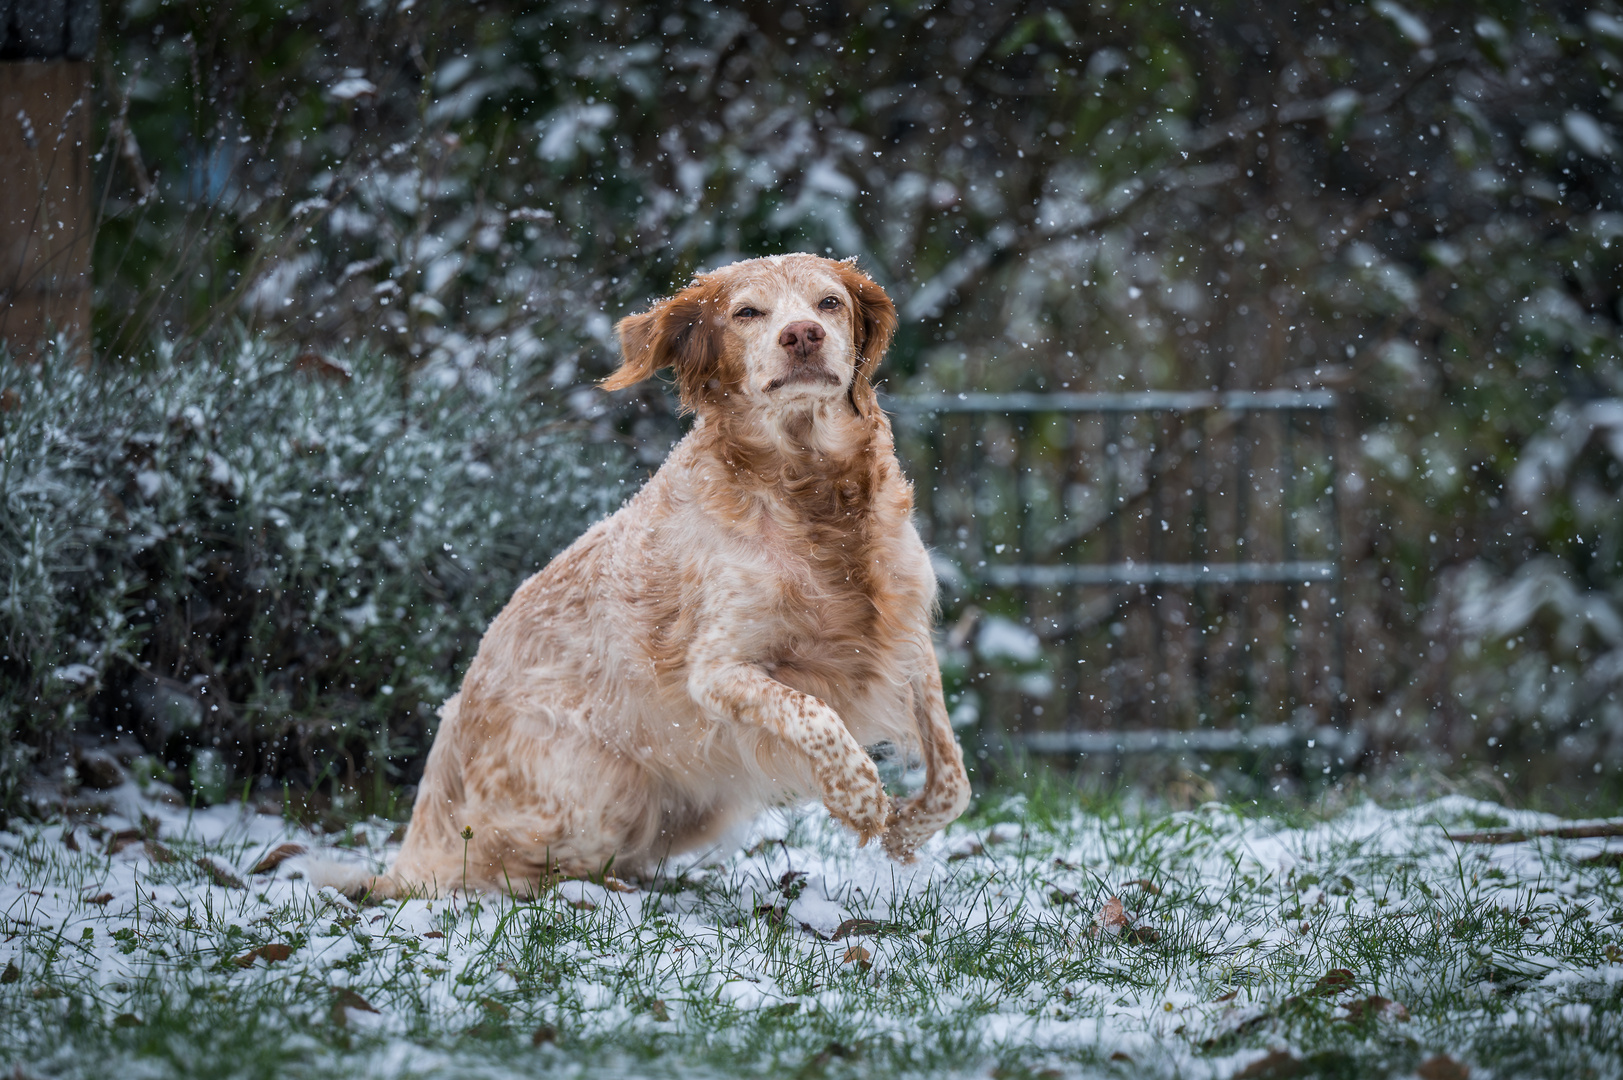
10;0;1616;811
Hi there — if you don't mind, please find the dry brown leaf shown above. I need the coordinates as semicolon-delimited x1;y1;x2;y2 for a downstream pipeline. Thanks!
234;942;294;968
249;843;306;875
196;858;245;890
1122;878;1162;895
1091;895;1129;938
569;899;596;911
1309;968;1356;997
480;997;510;1018
83;893;114;906
947;842;985;862
423;930;445;939
1233;1049;1303;1079
105;829;144;856
1;961;18;984
145;841;177;865
1213;989;1238;1003
1109;1051;1134;1063
335;987;377;1012
648;999;670;1021
601;876;637;893
531;1024;558;1046
831;918;883;940
330;987;378;1026
1342;995;1410;1023
842;945;872;971
1417;1055;1469;1080
62;829;80;852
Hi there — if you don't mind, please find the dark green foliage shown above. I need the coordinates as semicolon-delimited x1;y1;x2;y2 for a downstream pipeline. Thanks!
0;341;630;809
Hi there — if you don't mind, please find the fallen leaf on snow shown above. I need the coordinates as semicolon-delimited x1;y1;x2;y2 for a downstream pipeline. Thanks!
83;893;114;906
601;876;637;893
831;918;883;940
331;987;378;1026
249;843;306;874
1122;878;1161;895
1417;1055;1469;1080
196;857;245;890
1090;896;1130;938
1233;1049;1302;1078
1308;968;1356;997
234;942;294;968
1342;995;1409;1022
842;945;872;971
105;829;144;856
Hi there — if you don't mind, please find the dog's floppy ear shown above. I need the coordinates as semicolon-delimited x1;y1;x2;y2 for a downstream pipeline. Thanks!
835;259;898;419
603;279;726;412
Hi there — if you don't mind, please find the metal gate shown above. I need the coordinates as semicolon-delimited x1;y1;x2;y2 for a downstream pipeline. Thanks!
889;390;1355;760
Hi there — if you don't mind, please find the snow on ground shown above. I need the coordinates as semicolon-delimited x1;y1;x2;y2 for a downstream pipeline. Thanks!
2;786;1622;1078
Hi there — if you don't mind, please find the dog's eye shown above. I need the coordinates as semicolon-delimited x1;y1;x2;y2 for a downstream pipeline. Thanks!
734;306;763;319
818;296;842;311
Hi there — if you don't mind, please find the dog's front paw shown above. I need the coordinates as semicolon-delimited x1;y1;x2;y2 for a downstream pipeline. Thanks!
821;756;894;846
880;795;934;863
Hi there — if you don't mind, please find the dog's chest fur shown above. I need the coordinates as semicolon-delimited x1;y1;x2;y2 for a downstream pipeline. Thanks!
647;416;933;708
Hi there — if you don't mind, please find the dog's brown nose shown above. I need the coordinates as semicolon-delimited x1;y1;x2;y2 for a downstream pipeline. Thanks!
778;320;825;358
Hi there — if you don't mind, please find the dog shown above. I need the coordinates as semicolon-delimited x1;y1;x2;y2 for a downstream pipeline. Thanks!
356;253;970;897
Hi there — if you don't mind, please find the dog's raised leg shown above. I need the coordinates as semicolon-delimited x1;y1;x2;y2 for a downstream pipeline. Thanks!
882;666;972;861
689;661;894;845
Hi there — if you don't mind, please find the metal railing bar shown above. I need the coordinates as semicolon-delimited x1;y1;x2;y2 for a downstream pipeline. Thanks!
977;561;1338;587
1016;724;1365;755
887;389;1338;414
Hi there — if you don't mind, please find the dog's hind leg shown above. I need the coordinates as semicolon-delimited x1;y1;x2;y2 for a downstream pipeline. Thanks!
381;694;473;896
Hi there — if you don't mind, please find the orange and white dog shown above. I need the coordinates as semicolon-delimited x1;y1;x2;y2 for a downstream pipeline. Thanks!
363;254;969;896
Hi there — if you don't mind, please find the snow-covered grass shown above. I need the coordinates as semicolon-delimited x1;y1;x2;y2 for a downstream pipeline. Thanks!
3;784;1622;1079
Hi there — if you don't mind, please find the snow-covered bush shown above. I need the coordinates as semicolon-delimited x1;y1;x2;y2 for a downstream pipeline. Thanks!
1442;396;1623;769
0;337;630;811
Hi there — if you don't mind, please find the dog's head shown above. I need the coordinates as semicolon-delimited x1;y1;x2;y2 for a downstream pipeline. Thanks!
603;254;897;418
